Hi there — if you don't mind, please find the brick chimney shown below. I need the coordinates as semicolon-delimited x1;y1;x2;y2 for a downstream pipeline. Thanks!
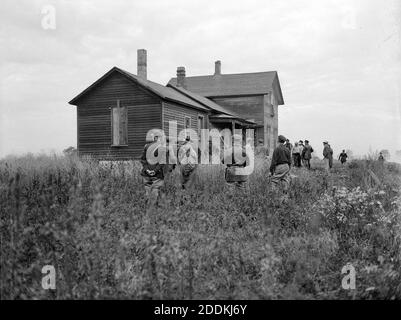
176;66;186;89
137;49;147;79
214;60;221;75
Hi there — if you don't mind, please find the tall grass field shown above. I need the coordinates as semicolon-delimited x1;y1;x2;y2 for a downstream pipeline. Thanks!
1;154;400;299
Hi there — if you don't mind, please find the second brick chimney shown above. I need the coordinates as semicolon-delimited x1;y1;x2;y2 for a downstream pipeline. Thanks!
214;60;221;75
176;66;186;89
137;49;147;79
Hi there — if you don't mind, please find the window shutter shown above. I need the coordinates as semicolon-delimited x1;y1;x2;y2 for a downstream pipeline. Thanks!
112;107;120;145
120;107;128;145
118;108;123;144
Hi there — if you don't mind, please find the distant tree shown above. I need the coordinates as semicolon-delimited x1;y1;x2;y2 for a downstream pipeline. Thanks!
380;149;390;160
63;146;77;157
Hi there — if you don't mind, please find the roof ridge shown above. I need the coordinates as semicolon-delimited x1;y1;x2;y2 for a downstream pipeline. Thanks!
166;70;284;104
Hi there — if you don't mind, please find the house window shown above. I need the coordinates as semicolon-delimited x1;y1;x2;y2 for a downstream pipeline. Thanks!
111;105;128;146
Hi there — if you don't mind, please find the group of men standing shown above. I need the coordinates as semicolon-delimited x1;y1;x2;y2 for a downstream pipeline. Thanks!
140;135;199;208
282;138;349;172
323;142;350;170
268;136;353;200
140;134;254;207
268;136;316;199
285;139;314;170
140;133;350;207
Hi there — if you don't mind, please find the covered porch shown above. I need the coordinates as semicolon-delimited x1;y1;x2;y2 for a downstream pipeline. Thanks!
209;114;257;145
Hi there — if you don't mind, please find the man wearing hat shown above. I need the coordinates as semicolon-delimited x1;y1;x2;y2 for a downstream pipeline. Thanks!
302;140;314;170
339;150;348;165
285;139;293;152
223;134;254;190
140;134;167;208
323;141;333;171
269;135;292;195
178;136;198;190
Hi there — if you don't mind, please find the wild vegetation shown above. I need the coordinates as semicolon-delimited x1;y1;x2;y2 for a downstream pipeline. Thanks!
0;153;400;299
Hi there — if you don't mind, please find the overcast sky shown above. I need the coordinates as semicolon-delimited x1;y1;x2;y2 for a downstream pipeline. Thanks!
1;0;400;159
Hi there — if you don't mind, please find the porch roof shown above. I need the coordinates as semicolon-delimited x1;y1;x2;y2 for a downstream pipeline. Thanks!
209;114;257;127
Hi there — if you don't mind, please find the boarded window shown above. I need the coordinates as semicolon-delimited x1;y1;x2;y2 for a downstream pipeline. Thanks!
111;106;128;145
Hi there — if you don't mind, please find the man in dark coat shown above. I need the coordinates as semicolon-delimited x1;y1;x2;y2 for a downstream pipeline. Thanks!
140;135;167;207
285;139;293;151
223;135;254;190
302;140;314;170
339;150;348;165
270;135;292;193
323;141;333;171
178;136;198;190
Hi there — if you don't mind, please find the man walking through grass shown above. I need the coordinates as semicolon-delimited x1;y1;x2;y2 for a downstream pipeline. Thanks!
270;135;291;196
302;140;313;170
292;142;302;167
285;139;293;152
140;134;166;208
323;141;333;172
223;135;254;190
178;136;198;190
339;150;348;165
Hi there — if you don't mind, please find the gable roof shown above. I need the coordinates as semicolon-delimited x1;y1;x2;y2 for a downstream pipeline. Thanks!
69;67;208;111
167;71;284;105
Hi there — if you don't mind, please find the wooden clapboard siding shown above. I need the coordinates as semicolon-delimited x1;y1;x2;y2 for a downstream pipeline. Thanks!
211;95;264;125
128;103;161;156
76;72;160;106
76;72;162;159
162;101;208;140
212;94;279;154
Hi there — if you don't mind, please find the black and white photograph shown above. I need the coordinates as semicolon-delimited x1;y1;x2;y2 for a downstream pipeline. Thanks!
1;0;401;305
